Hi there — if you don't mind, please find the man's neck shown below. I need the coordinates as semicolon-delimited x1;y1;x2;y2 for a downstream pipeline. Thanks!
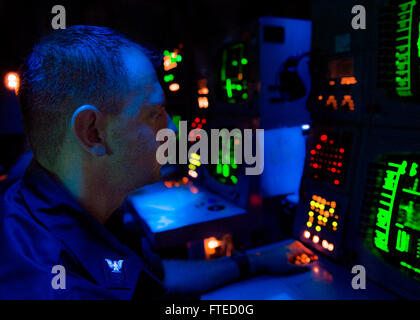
47;161;126;225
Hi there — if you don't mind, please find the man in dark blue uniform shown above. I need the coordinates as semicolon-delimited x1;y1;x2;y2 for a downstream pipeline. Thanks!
0;26;312;300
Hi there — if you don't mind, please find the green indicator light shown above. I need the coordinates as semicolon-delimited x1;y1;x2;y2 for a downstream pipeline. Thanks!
374;161;408;253
409;163;418;177
232;60;238;66
395;223;405;229
223;164;230;178
402;188;420;196
232;163;237;169
401;261;420;275
164;50;170;56
236;84;242;91
164;74;174;82
226;79;233;98
394;1;416;97
416;21;420;57
241;58;248;65
242;93;248;99
216;164;222;174
396;230;410;252
231;176;238;184
381;192;392;199
176;55;182;62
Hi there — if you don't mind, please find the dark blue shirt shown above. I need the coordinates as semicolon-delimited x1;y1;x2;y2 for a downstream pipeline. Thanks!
0;160;166;300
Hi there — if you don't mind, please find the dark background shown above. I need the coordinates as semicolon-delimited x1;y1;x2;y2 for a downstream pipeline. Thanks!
0;0;311;70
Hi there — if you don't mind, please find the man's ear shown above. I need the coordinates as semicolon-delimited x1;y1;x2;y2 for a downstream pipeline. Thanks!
71;105;107;157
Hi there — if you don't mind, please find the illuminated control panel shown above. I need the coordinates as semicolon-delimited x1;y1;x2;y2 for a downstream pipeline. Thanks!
308;131;352;187
197;78;210;109
310;58;358;113
163;47;183;93
378;0;420;99
207;131;241;186
187;79;211;180
219;43;249;104
300;194;341;254
361;154;420;279
188;153;201;179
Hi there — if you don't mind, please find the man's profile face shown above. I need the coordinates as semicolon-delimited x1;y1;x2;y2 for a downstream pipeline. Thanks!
105;47;168;192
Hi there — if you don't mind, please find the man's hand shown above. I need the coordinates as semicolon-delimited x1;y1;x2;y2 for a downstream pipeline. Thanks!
247;240;318;276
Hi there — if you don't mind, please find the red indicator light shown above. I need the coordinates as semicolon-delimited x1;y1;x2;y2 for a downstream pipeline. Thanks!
331;168;337;173
310;150;316;155
321;135;327;141
334;180;340;185
316;144;321;150
339;148;345;153
192;123;197;128
195;118;200;123
329;140;334;144
202;119;207;124
338;163;342;167
197;124;202;129
313;163;319;169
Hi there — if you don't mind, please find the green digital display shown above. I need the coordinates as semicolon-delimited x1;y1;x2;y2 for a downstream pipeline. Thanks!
370;155;420;279
208;132;241;185
219;43;249;103
394;0;420;97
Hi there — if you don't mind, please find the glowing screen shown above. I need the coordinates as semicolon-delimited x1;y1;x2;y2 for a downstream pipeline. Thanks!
301;194;340;253
394;0;419;97
366;154;420;279
219;43;249;103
